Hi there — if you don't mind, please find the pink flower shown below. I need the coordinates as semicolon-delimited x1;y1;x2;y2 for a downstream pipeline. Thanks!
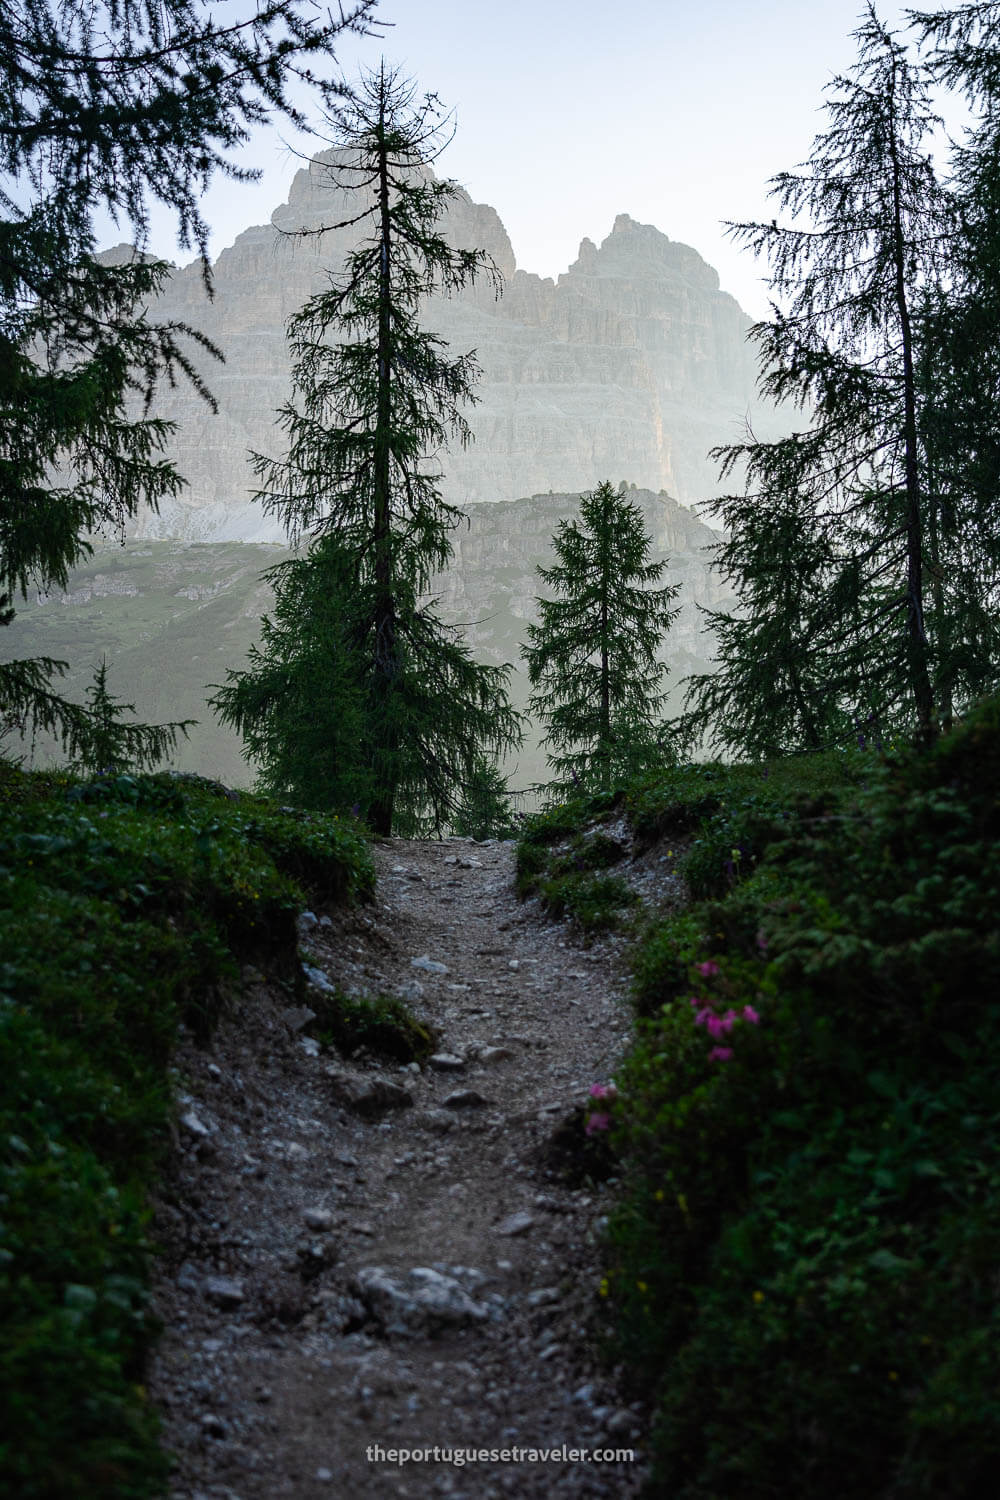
693;1007;714;1028
585;1112;611;1135
742;1005;760;1024
696;961;720;977
708;1047;733;1062
589;1082;617;1101
706;1012;736;1039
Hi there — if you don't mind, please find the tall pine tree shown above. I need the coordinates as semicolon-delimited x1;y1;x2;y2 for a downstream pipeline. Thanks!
223;64;523;834
0;0;376;764
909;2;1000;727
523;482;679;794
683;6;961;755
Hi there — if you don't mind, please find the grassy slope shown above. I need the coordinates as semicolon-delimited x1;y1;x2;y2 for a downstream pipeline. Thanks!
0;767;372;1500
0;542;289;787
517;706;1000;1498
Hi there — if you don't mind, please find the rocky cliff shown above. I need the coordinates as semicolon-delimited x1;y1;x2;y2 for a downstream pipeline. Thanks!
123;152;783;542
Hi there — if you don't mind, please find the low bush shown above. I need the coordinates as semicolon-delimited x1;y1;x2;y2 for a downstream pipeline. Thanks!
602;701;1000;1498
306;988;436;1063
538;871;639;934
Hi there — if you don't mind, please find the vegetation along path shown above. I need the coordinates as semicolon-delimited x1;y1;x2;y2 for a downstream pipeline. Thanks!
150;835;660;1498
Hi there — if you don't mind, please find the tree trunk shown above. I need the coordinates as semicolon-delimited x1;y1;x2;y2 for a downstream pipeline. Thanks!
598;491;611;791
887;64;936;748
370;84;397;836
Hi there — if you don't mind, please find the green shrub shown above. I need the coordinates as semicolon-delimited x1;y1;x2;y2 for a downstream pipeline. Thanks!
539;871;639;933
603;700;1000;1498
306;988;436;1063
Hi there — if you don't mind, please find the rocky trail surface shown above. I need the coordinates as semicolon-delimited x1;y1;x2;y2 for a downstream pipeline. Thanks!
149;836;673;1499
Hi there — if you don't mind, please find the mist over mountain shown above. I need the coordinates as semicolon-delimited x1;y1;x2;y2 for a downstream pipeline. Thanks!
117;152;785;542
5;489;732;789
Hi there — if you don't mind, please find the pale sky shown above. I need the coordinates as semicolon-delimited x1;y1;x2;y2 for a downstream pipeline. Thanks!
132;0;968;320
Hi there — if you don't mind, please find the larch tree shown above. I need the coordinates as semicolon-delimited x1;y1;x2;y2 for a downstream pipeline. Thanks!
908;1;1000;727
522;481;679;794
214;64;522;835
0;0;377;765
682;5;961;757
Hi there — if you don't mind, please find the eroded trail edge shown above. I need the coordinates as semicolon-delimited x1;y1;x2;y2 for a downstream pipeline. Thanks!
150;837;649;1498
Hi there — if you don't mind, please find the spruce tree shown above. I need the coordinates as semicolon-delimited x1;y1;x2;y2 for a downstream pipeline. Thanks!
233;64;523;834
451;758;518;841
683;6;959;755
522;482;679;794
70;658;194;776
0;0;375;761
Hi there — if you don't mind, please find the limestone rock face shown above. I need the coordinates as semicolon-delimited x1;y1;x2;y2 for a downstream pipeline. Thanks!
124;153;783;541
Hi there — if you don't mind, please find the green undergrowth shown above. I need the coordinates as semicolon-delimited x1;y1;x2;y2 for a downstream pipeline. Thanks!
0;765;372;1500
596;705;1000;1497
625;746;870;900
516;792;637;932
305;987;436;1063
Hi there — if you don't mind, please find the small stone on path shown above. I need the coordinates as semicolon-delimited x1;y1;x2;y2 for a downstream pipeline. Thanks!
443;1089;488;1109
495;1211;535;1237
202;1275;245;1309
411;954;449;975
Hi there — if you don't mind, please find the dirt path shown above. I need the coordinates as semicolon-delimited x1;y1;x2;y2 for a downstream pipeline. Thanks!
149;836;652;1498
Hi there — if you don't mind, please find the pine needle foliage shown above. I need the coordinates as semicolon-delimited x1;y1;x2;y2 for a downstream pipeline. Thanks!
0;0;376;759
908;1;1000;727
523;481;679;794
210;539;369;813
66;656;193;776
451;757;518;841
682;6;970;757
244;63;523;835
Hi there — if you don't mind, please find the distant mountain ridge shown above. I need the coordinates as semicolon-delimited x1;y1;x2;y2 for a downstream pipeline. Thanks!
114;152;786;542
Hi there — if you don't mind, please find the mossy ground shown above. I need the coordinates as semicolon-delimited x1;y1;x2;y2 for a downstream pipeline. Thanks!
0;765;372;1500
518;717;1000;1497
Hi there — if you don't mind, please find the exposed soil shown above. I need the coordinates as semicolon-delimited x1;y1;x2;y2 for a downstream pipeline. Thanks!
149;833;687;1499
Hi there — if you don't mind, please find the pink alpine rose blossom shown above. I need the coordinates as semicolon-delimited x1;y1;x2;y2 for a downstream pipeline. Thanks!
696;961;720;977
708;1047;734;1062
706;1013;736;1039
742;1005;761;1024
585;1112;611;1135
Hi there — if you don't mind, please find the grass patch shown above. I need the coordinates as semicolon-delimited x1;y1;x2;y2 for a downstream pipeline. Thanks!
0;764;372;1500
516;798;636;932
538;871;639;934
306;988;436;1064
600;704;1000;1498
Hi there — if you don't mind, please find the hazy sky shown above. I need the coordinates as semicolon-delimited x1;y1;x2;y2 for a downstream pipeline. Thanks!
134;1;968;320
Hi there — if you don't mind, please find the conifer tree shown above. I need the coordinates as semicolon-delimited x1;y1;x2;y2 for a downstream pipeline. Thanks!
0;0;376;760
683;6;960;755
522;482;679;793
451;758;518;841
909;2;1000;726
70;658;193;776
232;64;523;834
210;539;369;811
